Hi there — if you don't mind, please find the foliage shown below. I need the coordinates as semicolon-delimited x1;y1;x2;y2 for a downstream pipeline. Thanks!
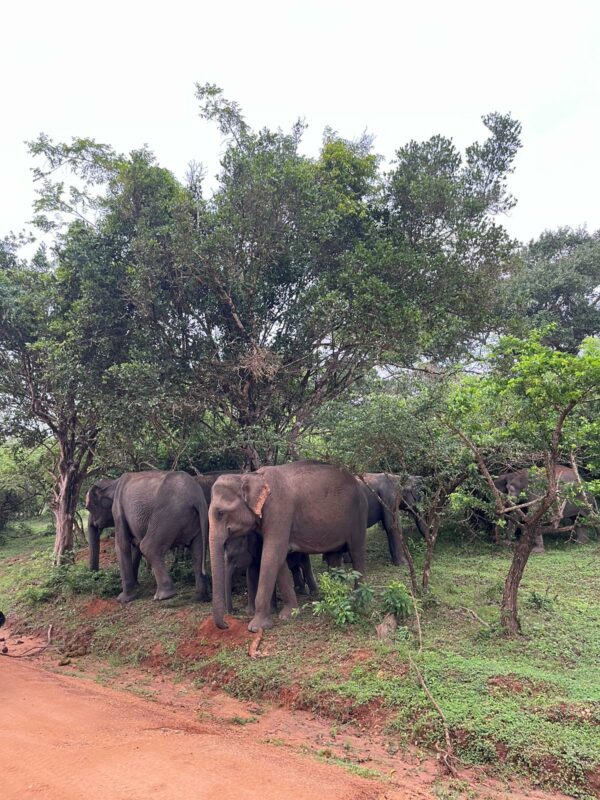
381;580;413;619
506;227;600;353
311;569;374;626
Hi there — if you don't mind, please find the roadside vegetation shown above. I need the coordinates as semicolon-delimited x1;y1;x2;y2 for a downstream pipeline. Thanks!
2;519;599;797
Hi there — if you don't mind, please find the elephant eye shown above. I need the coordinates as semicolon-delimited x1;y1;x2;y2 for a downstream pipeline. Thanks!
215;509;224;519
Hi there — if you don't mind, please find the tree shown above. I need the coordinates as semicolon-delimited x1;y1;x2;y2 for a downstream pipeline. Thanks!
304;373;471;591
449;333;600;634
0;222;133;561
507;227;600;353
377;112;522;359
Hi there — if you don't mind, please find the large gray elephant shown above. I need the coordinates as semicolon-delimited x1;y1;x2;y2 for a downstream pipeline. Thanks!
494;465;597;553
209;461;368;632
195;470;317;612
88;471;209;603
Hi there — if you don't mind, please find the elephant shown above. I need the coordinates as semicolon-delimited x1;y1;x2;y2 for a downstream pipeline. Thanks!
196;470;317;612
195;470;241;506
88;471;209;603
357;473;428;564
86;478;120;572
224;538;318;613
209;461;368;632
493;465;597;553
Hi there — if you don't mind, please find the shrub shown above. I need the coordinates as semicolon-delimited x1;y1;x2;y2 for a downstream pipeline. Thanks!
382;580;412;619
312;569;374;626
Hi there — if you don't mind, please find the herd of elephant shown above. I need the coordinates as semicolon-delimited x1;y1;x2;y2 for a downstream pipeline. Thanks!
85;461;595;632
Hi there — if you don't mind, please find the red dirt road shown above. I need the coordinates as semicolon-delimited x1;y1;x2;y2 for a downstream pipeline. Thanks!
0;658;397;800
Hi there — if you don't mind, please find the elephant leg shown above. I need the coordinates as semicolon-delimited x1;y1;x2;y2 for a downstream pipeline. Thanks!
190;535;209;601
115;523;138;603
300;554;318;595
139;533;177;601
276;561;298;621
531;532;545;554
246;561;259;616
290;563;306;594
325;550;344;568
224;554;235;614
132;544;142;584
382;513;407;566
249;537;289;632
346;532;367;580
575;526;590;544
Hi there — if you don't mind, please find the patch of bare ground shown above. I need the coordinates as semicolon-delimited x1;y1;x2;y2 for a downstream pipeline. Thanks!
0;623;575;800
487;673;552;696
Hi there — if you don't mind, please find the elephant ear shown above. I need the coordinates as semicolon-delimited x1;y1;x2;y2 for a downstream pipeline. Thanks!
241;475;271;518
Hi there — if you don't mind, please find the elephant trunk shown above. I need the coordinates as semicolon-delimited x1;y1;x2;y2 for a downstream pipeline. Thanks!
88;521;100;571
209;527;229;629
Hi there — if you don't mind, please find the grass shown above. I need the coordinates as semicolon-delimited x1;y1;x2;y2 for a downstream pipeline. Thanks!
1;517;599;797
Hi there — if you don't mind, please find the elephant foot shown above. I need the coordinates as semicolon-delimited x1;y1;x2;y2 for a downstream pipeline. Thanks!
153;587;177;601
117;589;138;603
248;614;274;632
531;546;545;555
278;604;296;621
195;590;210;602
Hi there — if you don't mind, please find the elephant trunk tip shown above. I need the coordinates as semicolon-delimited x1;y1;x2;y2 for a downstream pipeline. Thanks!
214;616;229;631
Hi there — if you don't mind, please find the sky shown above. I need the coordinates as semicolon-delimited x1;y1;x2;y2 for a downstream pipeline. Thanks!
2;0;599;244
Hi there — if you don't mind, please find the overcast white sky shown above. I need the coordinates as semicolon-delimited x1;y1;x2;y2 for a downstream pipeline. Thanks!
2;0;599;243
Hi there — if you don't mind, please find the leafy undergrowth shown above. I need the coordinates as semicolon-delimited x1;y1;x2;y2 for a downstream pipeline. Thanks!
1;519;599;798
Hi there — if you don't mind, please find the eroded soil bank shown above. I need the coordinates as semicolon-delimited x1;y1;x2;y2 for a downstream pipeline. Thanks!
0;626;574;800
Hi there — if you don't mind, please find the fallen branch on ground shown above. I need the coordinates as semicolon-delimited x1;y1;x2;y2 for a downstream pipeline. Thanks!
409;655;459;778
0;624;54;659
458;607;490;627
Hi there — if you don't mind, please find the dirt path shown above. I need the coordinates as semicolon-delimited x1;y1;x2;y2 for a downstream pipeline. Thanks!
1;657;400;800
0;627;574;800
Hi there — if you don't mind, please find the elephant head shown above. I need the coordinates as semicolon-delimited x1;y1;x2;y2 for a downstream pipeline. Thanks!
85;479;117;571
209;473;270;629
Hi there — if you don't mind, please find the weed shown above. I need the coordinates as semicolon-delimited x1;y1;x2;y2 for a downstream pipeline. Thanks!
525;587;558;612
311;569;374;626
382;580;412;619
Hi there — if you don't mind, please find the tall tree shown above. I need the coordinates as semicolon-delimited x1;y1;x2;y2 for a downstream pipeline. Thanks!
506;227;600;352
0;221;132;561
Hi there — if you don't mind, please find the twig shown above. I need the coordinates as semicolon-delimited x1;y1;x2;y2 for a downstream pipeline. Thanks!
0;625;53;659
409;585;423;653
408;655;459;778
248;629;264;659
458;607;490;628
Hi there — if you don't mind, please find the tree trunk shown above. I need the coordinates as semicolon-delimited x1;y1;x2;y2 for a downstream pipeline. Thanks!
422;534;436;592
500;525;538;634
242;444;261;472
51;437;90;565
52;469;81;564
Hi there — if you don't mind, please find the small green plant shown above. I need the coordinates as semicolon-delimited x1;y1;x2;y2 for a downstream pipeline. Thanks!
312;568;374;626
525;587;558;612
382;580;412;619
15;563;121;605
